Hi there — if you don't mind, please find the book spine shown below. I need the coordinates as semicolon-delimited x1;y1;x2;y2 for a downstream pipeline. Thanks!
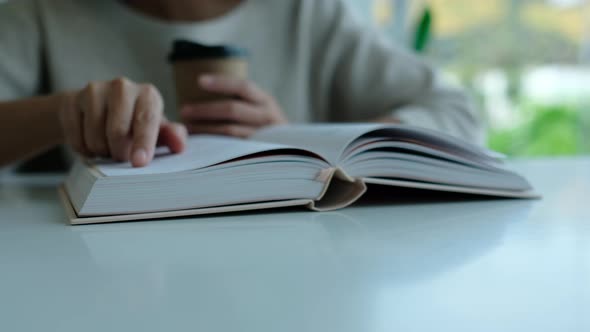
307;168;367;212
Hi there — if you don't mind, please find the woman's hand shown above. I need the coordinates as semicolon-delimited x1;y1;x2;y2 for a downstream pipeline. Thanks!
59;78;188;167
180;75;288;138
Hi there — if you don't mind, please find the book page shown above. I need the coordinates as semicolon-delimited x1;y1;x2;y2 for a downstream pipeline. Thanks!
95;135;314;177
252;124;384;165
254;124;502;167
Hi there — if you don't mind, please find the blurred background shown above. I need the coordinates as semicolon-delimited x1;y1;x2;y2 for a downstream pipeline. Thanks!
347;0;590;157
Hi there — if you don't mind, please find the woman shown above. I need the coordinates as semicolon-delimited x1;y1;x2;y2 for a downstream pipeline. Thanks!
0;0;484;168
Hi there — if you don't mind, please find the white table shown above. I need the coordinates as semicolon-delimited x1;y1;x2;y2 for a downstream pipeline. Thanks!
1;158;589;332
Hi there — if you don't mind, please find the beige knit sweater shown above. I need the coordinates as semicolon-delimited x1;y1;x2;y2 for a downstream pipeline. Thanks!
0;0;484;143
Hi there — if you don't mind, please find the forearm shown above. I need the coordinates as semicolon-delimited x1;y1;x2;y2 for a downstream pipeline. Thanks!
0;94;66;167
312;1;485;142
390;87;486;145
365;101;485;144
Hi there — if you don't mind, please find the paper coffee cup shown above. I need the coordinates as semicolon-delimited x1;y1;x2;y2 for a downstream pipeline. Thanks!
169;40;248;106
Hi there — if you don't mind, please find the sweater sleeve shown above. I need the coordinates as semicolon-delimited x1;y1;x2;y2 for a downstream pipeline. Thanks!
308;0;485;144
0;0;43;101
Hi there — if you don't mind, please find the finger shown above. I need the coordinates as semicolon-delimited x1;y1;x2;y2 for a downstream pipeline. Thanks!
61;92;90;156
180;101;269;126
186;123;256;138
198;75;267;103
106;78;136;162
81;82;109;157
158;122;187;154
130;84;163;167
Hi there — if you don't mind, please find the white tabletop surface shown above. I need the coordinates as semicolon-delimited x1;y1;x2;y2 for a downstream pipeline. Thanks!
0;157;589;332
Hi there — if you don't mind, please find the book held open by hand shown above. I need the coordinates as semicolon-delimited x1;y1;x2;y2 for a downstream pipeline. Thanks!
60;124;537;225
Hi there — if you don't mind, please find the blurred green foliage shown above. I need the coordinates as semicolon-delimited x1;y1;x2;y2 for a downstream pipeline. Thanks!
386;3;587;158
488;103;590;156
413;7;432;53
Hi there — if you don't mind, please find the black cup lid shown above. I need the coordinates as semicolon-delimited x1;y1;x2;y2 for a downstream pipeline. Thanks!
168;40;248;62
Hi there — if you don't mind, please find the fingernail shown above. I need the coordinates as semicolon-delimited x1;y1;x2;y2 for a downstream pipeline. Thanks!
177;124;188;137
199;75;213;86
132;148;147;166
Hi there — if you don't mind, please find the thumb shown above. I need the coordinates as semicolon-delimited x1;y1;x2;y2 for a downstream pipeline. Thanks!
158;121;188;154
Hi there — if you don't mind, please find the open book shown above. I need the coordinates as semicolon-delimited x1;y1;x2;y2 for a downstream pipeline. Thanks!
61;124;537;225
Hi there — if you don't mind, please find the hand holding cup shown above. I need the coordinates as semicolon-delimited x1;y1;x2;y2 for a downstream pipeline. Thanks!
170;40;287;138
180;75;287;138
